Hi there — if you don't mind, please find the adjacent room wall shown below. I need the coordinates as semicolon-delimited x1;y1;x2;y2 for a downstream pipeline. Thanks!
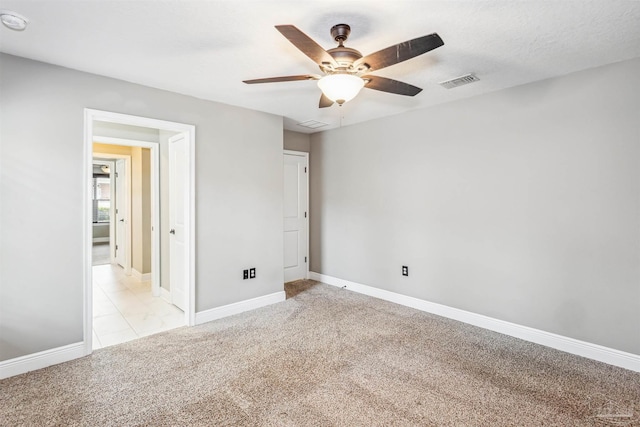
92;224;109;242
141;148;152;274
93;122;159;142
130;147;152;275
310;58;640;355
0;54;283;361
284;130;310;152
93;143;133;157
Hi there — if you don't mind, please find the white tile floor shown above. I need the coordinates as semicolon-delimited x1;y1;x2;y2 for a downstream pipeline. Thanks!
92;264;185;349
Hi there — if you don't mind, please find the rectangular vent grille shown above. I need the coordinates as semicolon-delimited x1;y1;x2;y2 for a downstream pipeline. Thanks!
439;74;480;89
297;120;329;129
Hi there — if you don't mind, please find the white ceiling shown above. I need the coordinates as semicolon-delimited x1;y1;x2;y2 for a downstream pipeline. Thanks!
1;1;639;133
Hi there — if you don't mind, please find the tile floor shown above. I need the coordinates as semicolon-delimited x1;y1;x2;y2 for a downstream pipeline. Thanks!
92;264;185;349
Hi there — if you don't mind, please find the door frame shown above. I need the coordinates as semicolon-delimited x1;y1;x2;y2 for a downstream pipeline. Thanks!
283;149;309;280
83;109;196;355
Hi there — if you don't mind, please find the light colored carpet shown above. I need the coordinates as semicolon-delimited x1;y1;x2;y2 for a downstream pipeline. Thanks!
1;283;639;426
284;278;319;298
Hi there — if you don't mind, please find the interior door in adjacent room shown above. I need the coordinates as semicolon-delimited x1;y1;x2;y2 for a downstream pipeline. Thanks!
114;159;127;268
283;151;309;282
169;133;188;311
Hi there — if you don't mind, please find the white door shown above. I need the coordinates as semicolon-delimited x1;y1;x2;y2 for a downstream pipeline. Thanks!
284;152;308;282
114;159;127;267
169;133;187;311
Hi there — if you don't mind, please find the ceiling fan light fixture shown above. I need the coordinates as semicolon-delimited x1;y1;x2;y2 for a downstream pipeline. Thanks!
317;74;364;105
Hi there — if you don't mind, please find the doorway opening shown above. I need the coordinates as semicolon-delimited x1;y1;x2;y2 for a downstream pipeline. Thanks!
84;109;196;354
90;159;115;267
283;150;309;283
91;151;132;274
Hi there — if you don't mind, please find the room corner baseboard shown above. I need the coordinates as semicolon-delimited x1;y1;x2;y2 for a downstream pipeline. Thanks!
0;342;86;380
160;287;171;303
131;269;151;282
309;272;640;373
195;291;286;325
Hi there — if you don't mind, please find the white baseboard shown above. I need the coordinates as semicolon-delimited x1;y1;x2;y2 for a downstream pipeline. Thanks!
160;287;171;303
309;272;640;373
0;291;285;379
195;291;286;325
0;342;86;380
92;237;109;243
131;268;151;282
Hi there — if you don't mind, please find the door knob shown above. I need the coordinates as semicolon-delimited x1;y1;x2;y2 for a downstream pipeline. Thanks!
119;219;125;222
169;229;175;234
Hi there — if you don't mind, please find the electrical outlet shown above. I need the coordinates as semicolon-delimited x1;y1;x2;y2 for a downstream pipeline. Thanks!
243;269;249;280
249;268;256;279
402;266;408;276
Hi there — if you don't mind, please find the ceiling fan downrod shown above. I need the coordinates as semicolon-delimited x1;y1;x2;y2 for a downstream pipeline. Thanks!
331;23;351;46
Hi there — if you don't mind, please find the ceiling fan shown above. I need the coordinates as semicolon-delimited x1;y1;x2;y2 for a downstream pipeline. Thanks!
243;24;444;107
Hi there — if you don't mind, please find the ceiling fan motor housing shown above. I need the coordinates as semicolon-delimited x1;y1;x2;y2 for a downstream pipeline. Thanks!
325;24;367;73
331;24;351;44
327;46;362;68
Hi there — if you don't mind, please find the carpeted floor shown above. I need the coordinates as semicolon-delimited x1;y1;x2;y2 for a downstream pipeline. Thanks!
284;278;319;298
1;283;639;426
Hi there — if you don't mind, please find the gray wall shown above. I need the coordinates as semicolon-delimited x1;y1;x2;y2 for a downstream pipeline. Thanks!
131;147;152;274
284;130;310;152
310;58;640;355
0;54;284;361
92;224;109;240
93;121;159;142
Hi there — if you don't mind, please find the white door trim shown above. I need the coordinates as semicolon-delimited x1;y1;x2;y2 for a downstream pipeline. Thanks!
283;150;309;280
84;109;196;356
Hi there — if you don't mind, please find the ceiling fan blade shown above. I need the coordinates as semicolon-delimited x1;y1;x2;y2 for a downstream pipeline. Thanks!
275;25;338;67
243;75;320;84
356;33;444;72
319;93;334;108
362;75;423;96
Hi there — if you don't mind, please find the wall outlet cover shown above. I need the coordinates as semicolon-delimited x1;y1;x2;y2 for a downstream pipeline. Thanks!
249;268;256;279
243;269;249;280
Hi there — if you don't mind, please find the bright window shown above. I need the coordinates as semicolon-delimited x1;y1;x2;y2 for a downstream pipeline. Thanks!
93;177;111;223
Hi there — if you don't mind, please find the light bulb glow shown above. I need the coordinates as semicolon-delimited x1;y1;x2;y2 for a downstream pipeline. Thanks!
317;74;364;105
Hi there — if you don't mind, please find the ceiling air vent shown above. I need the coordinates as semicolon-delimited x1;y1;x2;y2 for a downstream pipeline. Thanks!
439;74;480;89
297;120;329;130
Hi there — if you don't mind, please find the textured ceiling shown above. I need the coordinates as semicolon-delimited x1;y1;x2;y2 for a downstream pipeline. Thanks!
1;0;639;133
